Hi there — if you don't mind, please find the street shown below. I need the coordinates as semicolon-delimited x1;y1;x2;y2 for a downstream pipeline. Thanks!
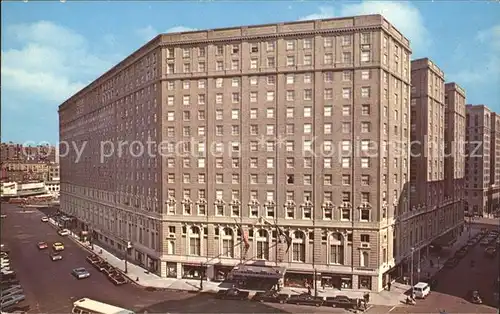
386;223;499;313
0;203;346;313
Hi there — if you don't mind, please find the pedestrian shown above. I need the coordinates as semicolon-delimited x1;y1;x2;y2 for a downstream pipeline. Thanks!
387;281;391;291
307;285;312;295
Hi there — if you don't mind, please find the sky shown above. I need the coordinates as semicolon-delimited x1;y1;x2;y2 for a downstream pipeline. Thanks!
1;0;499;144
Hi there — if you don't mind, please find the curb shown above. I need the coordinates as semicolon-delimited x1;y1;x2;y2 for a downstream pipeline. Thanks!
47;220;219;293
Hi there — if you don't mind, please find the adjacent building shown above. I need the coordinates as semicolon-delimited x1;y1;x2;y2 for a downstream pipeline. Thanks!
465;105;500;216
59;14;413;291
444;82;466;223
405;59;464;278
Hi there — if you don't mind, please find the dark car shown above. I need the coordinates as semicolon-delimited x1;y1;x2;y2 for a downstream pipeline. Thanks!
324;295;357;309
101;265;115;275
93;261;108;272
49;252;63;261
0;279;19;287
252;291;289;304
108;270;128;285
455;249;467;258
287;293;324;307
215;288;250;300
485;247;497;257
86;255;102;265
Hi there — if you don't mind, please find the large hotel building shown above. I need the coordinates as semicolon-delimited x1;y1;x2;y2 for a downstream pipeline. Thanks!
59;14;414;291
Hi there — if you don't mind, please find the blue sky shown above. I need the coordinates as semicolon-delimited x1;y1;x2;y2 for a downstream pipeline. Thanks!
1;1;499;144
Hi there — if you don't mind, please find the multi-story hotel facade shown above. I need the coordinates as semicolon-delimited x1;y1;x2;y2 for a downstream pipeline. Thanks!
59;14;412;291
465;105;500;216
405;59;465;272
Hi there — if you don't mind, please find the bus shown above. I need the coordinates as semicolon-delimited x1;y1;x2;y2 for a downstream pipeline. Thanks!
72;298;135;314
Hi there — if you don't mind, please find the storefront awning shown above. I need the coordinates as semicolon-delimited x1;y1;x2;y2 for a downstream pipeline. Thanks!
230;264;285;279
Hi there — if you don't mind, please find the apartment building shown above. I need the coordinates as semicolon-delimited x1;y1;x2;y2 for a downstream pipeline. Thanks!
59;14;412;291
465;105;500;216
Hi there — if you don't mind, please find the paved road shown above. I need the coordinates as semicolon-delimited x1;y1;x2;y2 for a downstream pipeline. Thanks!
388;224;499;313
0;203;347;313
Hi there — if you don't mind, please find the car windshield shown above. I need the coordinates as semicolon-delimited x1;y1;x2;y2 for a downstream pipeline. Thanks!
75;268;86;272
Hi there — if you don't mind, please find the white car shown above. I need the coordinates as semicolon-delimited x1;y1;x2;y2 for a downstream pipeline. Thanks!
58;229;70;236
41;217;49;222
1;269;14;275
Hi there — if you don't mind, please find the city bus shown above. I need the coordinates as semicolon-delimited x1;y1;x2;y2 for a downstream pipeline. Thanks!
71;298;135;314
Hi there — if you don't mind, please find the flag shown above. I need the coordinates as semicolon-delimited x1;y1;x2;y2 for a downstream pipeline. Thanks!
234;219;250;250
276;225;292;253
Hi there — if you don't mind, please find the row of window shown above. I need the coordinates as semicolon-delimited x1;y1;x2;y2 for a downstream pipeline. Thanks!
169;121;376;137
167;70;403;91
167;34;374;59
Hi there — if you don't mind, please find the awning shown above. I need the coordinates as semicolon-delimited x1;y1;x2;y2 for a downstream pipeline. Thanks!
230;264;285;279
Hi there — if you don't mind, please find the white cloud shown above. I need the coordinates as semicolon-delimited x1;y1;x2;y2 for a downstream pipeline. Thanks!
299;2;430;55
166;26;197;33
135;25;157;42
339;1;430;54
299;6;335;21
453;24;500;85
1;21;117;105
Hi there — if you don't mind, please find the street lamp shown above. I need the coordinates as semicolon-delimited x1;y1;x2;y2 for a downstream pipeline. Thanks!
124;241;132;273
410;247;415;290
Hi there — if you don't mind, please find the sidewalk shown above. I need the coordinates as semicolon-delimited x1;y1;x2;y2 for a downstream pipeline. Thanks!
47;218;419;306
395;225;481;291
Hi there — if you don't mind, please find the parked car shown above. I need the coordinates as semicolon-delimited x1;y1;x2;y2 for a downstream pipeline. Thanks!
455;249;467;258
37;242;48;250
50;252;63;261
57;229;70;236
324;295;358;309
108;272;128;286
215;288;250;300
0;293;25;310
40;217;49;222
101;265;115;275
252;291;289;304
0;279;19;290
71;267;90;280
52;242;64;251
0;269;15;276
86;255;102;265
485;247;497;257
287;293;324;307
480;239;490;246
0;285;23;298
93;261;108;272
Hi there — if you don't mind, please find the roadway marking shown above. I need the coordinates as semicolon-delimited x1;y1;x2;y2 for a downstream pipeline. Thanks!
387;305;397;313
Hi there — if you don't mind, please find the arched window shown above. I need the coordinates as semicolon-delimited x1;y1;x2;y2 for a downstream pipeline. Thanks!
256;229;269;260
221;227;234;258
292;231;305;262
189;226;201;256
329;233;344;265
